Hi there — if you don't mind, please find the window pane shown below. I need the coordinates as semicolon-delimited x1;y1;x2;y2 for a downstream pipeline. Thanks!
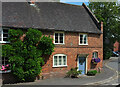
3;33;8;37
84;35;87;44
3;29;8;41
55;33;58;43
59;56;62;65
63;56;66;65
2;57;4;65
95;52;98;58
3;38;8;41
3;29;8;33
54;56;57;66
93;52;98;58
80;35;83;44
92;53;94;58
60;33;63;43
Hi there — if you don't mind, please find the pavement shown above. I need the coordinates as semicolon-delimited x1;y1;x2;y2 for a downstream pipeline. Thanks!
3;57;119;86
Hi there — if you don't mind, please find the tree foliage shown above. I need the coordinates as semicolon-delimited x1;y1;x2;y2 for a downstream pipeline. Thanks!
2;28;55;82
88;2;120;59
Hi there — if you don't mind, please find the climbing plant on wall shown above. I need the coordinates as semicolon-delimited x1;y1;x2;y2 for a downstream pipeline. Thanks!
2;28;55;82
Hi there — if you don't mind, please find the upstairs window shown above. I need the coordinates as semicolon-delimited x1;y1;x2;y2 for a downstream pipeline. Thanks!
54;32;64;44
92;52;98;58
0;28;9;43
79;34;88;45
53;54;67;67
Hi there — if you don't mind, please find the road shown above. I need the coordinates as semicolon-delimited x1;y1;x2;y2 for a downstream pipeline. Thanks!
101;57;119;85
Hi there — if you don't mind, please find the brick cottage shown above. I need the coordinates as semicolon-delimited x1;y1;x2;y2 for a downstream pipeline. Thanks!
114;41;120;52
1;2;103;79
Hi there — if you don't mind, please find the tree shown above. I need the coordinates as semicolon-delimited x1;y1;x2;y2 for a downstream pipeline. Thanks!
2;28;55;82
88;2;120;59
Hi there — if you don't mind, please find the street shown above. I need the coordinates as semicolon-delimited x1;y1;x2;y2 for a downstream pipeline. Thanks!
100;57;119;85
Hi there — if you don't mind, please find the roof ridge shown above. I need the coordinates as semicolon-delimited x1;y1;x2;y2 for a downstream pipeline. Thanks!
82;3;99;23
82;3;101;30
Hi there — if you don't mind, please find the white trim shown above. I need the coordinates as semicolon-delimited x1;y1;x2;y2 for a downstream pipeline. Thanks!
86;57;87;74
0;41;10;43
0;70;11;73
0;28;10;43
53;54;67;67
79;33;88;45
54;31;65;45
52;65;67;68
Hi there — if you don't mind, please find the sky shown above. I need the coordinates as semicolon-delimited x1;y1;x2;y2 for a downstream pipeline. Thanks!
60;0;89;5
60;0;120;6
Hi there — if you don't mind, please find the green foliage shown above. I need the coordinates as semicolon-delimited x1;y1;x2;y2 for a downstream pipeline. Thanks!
2;28;55;82
88;2;120;59
24;28;42;46
87;70;97;76
103;46;112;60
66;67;82;78
37;35;55;55
2;44;14;57
8;29;23;42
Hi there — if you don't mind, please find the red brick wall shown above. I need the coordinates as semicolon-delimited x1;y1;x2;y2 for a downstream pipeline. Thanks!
41;22;103;79
1;23;103;79
114;41;120;52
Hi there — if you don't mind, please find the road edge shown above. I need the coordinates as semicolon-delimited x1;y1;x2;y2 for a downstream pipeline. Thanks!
85;57;119;85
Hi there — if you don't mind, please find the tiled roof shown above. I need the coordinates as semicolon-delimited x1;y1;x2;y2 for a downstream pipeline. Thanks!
2;2;102;34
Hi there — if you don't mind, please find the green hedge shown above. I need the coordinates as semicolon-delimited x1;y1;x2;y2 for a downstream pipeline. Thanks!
87;70;97;76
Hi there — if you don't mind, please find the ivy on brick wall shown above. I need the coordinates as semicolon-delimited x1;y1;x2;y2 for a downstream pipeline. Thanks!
2;28;55;82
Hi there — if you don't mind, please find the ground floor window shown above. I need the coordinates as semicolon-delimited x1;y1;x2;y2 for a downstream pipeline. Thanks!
0;57;10;72
53;54;67;67
92;52;98;58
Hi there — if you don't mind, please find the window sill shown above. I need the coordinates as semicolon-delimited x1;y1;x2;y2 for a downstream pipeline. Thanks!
0;70;11;73
79;44;88;46
54;43;65;45
0;41;10;44
52;65;67;68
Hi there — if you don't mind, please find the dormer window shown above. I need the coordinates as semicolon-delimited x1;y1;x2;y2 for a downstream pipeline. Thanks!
0;28;9;43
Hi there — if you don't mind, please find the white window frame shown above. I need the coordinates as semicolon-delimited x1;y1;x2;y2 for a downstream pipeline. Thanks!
0;57;11;73
53;54;67;67
92;52;98;58
79;33;88;45
0;28;10;43
54;31;65;44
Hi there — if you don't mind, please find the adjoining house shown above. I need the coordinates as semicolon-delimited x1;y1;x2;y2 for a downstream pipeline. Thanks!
114;41;120;52
1;2;103;79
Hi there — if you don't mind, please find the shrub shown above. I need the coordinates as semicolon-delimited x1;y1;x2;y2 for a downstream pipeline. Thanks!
37;35;55;55
2;28;54;82
87;70;97;76
103;46;112;60
66;67;82;78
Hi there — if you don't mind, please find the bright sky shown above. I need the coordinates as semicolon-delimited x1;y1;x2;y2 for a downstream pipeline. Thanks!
60;0;89;5
60;0;120;6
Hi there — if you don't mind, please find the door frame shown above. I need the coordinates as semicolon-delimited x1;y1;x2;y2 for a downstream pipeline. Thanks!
77;57;87;74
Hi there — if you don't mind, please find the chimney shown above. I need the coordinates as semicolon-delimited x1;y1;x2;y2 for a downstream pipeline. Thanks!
28;0;36;6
